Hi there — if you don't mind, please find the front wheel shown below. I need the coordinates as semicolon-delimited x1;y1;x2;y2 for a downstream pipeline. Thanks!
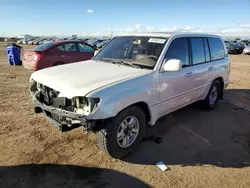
96;106;146;159
201;80;221;110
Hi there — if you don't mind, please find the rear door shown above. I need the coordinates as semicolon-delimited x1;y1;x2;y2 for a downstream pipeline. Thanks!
57;42;79;64
190;37;215;100
41;46;62;68
75;42;95;62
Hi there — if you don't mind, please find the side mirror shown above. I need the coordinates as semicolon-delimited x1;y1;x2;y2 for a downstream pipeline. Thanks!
163;59;182;72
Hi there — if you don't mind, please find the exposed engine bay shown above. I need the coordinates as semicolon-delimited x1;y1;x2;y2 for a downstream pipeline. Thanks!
29;79;99;132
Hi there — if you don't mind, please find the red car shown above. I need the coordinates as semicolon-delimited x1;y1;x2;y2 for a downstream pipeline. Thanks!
23;40;96;71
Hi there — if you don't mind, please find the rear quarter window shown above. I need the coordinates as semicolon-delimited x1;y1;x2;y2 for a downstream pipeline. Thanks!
207;37;225;60
33;41;55;51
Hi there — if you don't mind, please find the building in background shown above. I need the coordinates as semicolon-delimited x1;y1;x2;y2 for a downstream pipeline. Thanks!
18;34;32;40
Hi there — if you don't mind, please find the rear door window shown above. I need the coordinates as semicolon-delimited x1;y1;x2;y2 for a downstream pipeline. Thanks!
57;43;78;52
207;37;225;60
190;38;206;65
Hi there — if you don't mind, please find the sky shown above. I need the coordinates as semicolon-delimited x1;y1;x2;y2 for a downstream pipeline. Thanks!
0;0;250;37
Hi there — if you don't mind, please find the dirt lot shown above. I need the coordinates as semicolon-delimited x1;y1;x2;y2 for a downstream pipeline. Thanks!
0;42;249;188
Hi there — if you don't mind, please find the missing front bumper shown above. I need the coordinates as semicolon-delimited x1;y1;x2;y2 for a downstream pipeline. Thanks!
33;99;87;132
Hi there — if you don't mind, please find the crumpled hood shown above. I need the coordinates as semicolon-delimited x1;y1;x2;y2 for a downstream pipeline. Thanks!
30;60;151;99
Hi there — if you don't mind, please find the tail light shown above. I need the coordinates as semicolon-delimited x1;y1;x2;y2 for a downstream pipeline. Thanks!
34;53;43;61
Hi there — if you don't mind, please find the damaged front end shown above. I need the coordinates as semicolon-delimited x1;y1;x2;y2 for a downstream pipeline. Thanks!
29;79;99;132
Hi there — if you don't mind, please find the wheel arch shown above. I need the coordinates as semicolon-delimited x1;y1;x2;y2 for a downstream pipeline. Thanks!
115;101;152;124
214;77;224;99
133;102;151;123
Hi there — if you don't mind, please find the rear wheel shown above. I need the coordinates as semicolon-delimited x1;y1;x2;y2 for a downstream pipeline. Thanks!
201;80;221;110
96;106;146;159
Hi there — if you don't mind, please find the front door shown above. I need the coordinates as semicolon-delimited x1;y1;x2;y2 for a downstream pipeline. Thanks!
158;38;195;116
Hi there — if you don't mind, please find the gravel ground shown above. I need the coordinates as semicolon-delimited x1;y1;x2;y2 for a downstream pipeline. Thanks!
0;43;250;188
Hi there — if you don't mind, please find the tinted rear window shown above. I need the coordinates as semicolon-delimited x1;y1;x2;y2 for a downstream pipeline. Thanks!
207;37;225;60
190;38;205;65
33;41;55;51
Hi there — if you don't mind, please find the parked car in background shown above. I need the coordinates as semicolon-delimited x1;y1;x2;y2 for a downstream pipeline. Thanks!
17;39;25;44
33;38;44;45
96;40;111;49
226;43;237;54
86;39;95;45
38;39;47;45
92;39;106;48
226;42;244;54
23;40;96;70
29;33;230;158
23;38;34;44
86;39;105;48
243;46;250;55
235;43;245;54
28;38;38;45
5;37;18;43
241;40;250;47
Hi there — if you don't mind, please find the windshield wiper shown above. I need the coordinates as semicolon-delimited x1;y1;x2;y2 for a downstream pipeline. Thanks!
100;58;142;69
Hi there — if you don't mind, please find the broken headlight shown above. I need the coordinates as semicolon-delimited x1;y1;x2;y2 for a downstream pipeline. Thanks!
74;97;100;115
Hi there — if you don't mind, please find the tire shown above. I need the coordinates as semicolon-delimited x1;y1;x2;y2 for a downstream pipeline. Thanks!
53;62;64;66
96;106;146;159
201;80;221;110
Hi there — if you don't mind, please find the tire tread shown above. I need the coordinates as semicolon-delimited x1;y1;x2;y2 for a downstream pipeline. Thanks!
96;129;111;156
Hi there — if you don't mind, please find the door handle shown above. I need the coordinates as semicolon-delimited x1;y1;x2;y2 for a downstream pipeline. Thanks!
185;72;193;77
208;67;214;71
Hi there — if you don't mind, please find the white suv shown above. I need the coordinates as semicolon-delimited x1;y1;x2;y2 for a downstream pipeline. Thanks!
29;32;230;158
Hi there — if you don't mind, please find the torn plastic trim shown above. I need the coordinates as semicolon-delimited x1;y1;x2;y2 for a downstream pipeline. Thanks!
29;79;100;116
30;90;86;119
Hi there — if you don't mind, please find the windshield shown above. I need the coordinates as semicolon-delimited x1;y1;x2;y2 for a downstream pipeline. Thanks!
93;36;168;69
33;41;55;51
